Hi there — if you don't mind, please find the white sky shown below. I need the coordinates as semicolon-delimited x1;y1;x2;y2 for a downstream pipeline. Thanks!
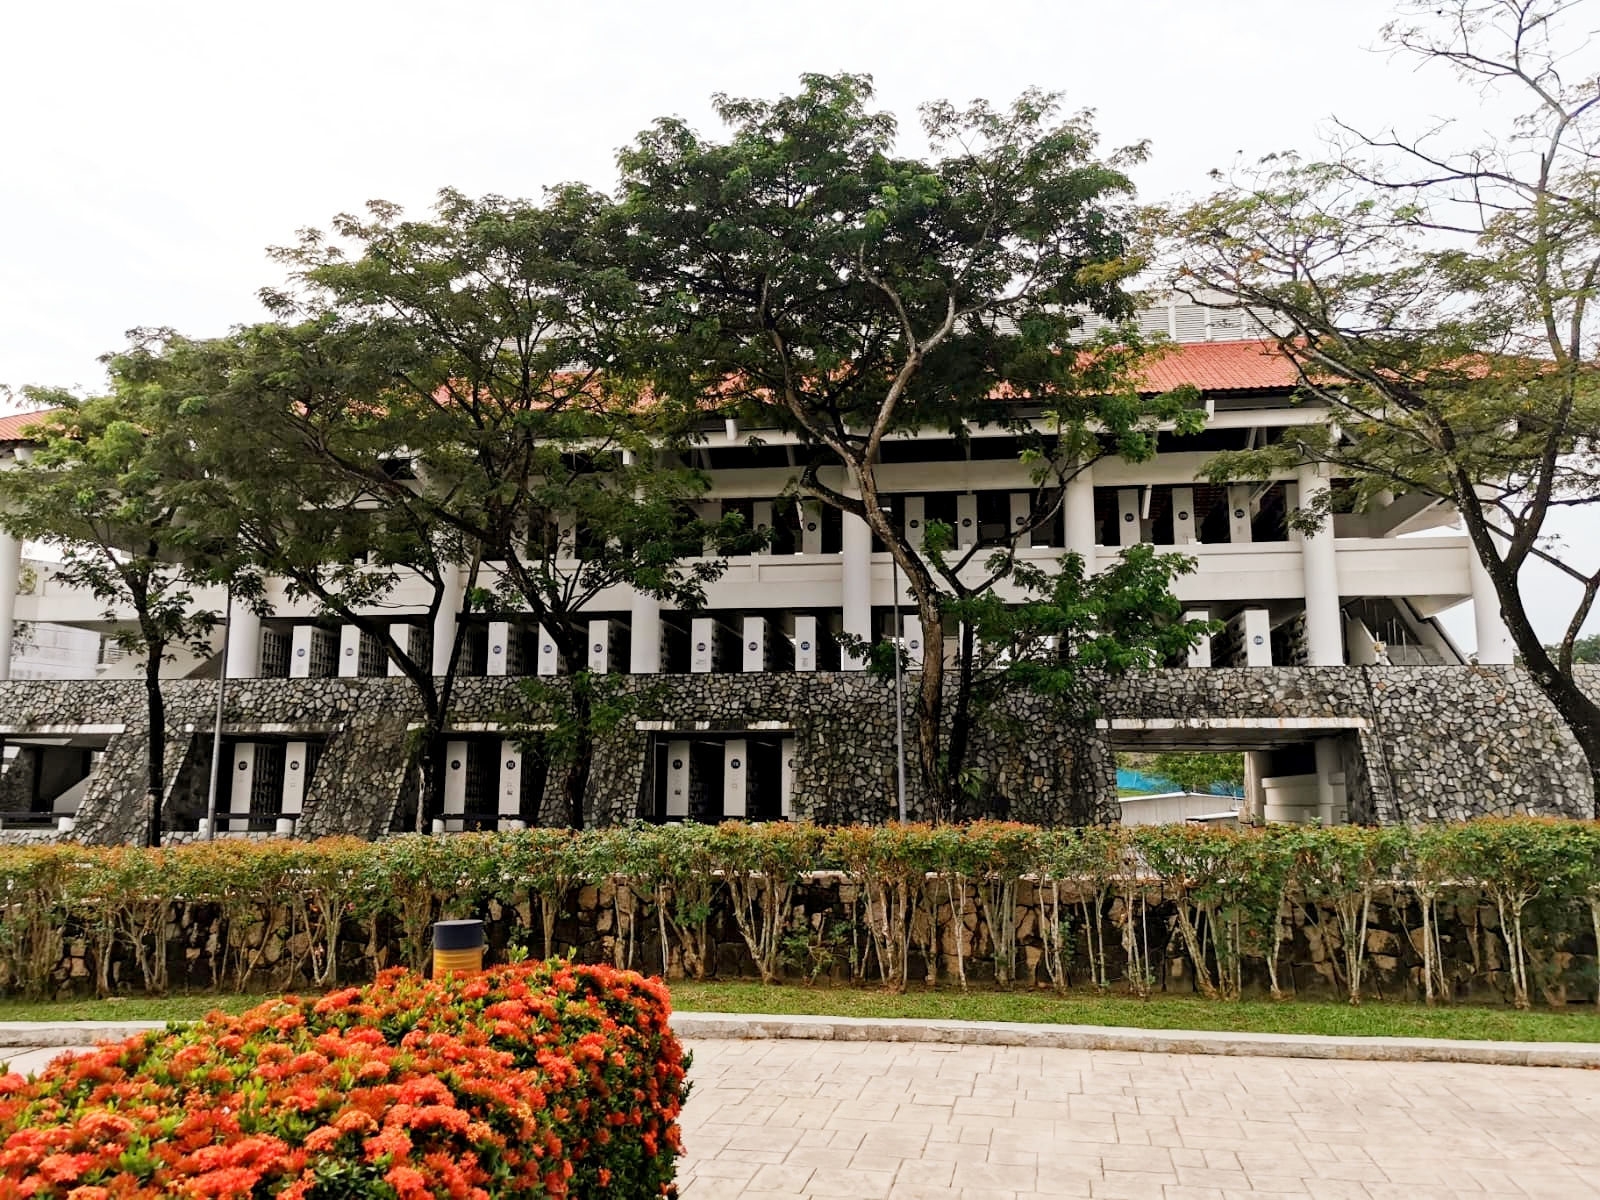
1;0;1594;648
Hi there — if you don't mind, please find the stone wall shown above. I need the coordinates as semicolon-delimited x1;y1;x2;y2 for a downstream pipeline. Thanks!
0;665;1593;845
25;871;1600;1009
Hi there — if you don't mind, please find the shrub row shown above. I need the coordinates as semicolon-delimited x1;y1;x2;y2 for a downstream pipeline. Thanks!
0;959;689;1199
1;818;1598;1008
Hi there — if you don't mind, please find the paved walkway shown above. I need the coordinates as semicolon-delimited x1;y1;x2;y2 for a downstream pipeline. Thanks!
677;1038;1600;1199
7;1037;1599;1197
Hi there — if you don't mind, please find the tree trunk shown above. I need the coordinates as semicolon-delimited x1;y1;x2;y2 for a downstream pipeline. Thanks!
561;685;593;830
944;619;979;820
143;640;165;848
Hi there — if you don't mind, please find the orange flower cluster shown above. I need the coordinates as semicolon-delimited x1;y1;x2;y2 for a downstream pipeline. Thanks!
0;961;689;1199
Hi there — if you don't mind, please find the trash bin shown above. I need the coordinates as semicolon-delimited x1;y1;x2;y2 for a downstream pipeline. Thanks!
432;919;485;979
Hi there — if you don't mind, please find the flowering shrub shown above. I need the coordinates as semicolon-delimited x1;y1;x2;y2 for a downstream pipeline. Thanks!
0;960;688;1199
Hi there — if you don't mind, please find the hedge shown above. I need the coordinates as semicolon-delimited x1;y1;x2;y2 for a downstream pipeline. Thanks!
0;959;689;1199
1;818;1598;1008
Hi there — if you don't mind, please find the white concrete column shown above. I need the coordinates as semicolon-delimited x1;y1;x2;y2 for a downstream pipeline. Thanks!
588;619;616;673
1065;466;1096;565
0;529;20;681
630;592;662;673
665;740;690;819
431;564;466;676
1117;488;1142;547
724;739;748;818
840;510;872;670
1467;489;1516;664
499;739;524;825
338;625;362;678
690;617;719;673
1183;609;1212;668
229;743;256;833
441;740;468;832
793;615;819;672
536;624;560;676
1314;737;1346;825
1227;485;1254;543
1296;464;1344;666
800;502;824;555
388;623;415;678
289;626;315;678
226;606;262;680
487;620;511;677
281;740;309;834
781;736;796;819
1171;487;1197;546
901;613;925;668
1010;492;1034;546
955;494;978;547
903;497;925;550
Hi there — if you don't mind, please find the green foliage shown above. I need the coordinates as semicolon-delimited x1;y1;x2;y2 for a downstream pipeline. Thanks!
1160;2;1600;800
1119;751;1246;794
612;72;1206;817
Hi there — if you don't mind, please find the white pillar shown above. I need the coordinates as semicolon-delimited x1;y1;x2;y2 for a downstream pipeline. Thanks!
281;740;309;834
1314;737;1346;826
742;616;768;671
1296;464;1344;666
338;625;362;678
388;623;415;678
723;739;748;818
229;743;256;833
903;496;925;550
800;502;823;555
536;624;560;676
1065;466;1096;565
1183;609;1212;668
1227;485;1254;543
487;620;511;676
630;592;662;673
432;564;465;676
1468;490;1516;664
499;739;523;824
442;740;468;832
1117;488;1142;547
1009;492;1033;546
588;619;616;673
0;528;18;680
1171;487;1197;546
781;736;796;819
226;606;262;680
955;494;978;547
665;740;690;819
841;511;872;670
289;626;315;678
793;615;819;672
901;613;924;668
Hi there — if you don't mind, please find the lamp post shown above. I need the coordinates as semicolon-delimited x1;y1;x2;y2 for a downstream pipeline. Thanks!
881;504;907;823
203;585;233;842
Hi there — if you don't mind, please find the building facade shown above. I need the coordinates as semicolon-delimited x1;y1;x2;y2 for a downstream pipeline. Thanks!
1;303;1549;841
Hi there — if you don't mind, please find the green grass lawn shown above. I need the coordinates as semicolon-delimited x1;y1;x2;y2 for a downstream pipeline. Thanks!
667;981;1600;1044
3;982;1598;1045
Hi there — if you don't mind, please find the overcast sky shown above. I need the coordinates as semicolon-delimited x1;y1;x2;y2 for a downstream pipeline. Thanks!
2;0;1594;648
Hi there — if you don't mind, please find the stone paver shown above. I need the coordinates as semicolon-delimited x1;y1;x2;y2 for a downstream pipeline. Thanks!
677;1038;1600;1198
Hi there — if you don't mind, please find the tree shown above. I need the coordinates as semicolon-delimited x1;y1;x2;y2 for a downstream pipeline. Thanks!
254;188;746;826
1162;0;1600;812
613;74;1202;820
126;322;485;835
0;367;232;846
905;544;1210;815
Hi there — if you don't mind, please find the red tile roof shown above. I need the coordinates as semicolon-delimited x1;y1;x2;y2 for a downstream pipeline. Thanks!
1137;339;1300;394
0;408;59;443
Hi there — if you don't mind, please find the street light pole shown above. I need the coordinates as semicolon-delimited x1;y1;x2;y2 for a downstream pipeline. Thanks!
883;504;907;823
203;585;233;842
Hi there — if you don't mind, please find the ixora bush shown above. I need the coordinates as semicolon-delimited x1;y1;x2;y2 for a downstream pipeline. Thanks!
0;960;689;1199
2;818;1599;1007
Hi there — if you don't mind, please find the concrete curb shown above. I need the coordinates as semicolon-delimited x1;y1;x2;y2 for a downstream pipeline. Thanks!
0;1021;165;1048
1;1013;1595;1070
669;1011;1600;1069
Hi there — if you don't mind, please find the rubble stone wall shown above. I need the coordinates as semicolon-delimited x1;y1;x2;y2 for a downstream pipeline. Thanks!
0;664;1592;845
